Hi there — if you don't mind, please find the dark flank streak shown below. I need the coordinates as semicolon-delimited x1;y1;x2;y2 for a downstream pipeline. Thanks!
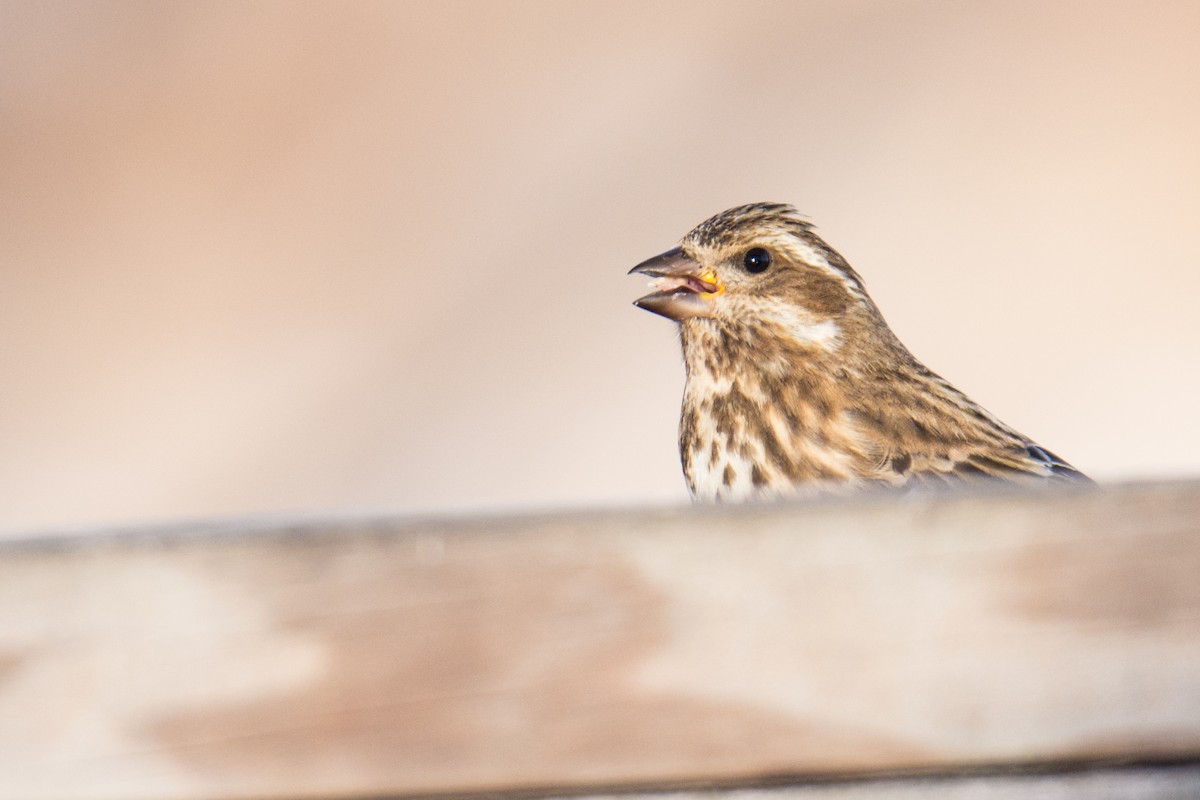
750;463;768;487
761;427;793;478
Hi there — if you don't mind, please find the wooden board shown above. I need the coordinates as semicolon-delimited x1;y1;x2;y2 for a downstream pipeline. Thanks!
585;764;1200;800
1;482;1199;800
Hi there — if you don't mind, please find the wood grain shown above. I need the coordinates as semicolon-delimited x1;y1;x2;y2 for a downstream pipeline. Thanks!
1;482;1199;800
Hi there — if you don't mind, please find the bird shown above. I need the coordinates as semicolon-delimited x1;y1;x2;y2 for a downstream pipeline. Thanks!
629;202;1089;501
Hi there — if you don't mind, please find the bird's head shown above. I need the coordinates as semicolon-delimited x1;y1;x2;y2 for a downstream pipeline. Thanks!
630;203;871;350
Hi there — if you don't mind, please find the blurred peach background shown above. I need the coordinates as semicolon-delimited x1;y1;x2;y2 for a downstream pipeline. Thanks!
2;1;1198;535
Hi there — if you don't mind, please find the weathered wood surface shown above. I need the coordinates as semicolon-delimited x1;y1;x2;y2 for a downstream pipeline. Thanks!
1;482;1199;800
585;764;1200;800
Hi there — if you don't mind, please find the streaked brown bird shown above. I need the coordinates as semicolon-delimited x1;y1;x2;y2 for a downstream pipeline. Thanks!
630;202;1089;500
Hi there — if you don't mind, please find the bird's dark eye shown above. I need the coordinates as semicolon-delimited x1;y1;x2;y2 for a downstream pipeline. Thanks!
743;247;771;274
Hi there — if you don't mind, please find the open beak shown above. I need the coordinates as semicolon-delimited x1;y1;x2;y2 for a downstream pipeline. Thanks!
628;246;723;321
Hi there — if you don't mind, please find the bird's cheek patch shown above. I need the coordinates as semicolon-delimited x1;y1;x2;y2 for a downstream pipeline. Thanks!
698;269;726;298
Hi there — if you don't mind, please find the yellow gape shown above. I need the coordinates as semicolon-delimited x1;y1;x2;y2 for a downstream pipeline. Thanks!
698;269;725;298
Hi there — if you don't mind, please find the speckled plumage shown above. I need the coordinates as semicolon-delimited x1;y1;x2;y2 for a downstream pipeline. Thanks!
630;203;1088;500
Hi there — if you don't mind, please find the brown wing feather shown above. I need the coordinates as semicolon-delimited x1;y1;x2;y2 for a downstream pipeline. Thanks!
885;442;1091;486
850;368;1091;487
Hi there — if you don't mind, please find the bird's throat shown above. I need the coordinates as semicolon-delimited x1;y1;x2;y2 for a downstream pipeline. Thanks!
677;320;859;500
